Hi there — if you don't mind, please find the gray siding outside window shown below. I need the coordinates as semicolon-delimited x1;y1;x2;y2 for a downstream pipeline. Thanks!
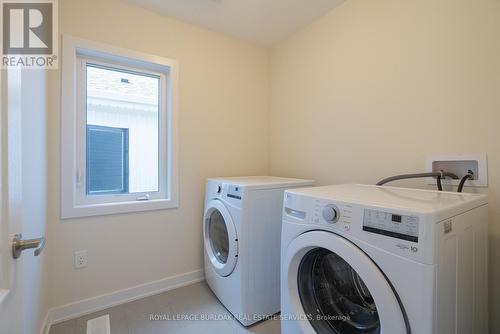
86;125;129;195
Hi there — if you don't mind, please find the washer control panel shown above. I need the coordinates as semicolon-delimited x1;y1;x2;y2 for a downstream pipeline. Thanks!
227;185;242;200
312;200;353;232
362;209;419;243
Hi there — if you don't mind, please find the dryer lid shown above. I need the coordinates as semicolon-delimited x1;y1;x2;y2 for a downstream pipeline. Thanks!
208;176;314;190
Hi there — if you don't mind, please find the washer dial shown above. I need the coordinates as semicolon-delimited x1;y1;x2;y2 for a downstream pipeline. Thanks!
322;205;340;223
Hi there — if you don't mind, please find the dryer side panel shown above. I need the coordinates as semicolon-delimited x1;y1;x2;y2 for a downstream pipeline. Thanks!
243;188;287;317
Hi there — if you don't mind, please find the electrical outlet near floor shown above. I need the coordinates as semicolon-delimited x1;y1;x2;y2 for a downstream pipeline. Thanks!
74;250;88;269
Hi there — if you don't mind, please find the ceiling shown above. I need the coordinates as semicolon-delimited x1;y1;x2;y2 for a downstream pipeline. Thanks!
125;0;345;46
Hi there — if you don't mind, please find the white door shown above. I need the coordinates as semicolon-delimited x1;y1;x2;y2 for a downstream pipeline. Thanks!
0;69;48;334
203;200;238;277
283;231;409;334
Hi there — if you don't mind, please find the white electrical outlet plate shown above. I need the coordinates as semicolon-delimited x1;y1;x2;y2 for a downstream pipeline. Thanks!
426;154;488;187
87;314;111;334
74;250;88;269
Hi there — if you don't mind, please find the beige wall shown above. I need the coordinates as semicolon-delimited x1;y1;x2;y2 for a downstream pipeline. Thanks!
46;0;270;308
270;0;500;328
46;0;500;329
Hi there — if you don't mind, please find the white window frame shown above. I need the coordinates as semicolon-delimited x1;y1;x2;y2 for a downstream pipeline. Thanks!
61;35;179;218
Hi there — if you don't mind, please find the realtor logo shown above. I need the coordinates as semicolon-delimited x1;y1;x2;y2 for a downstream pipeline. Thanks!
1;0;58;68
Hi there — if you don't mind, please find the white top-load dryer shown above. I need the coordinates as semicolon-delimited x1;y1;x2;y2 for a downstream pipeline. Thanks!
204;176;314;326
281;184;488;334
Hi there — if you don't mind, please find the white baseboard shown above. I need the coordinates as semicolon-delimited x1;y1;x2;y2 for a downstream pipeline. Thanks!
42;269;204;333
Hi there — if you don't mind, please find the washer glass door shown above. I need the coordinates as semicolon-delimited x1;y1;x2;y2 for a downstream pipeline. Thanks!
284;231;409;334
298;248;379;333
204;200;238;277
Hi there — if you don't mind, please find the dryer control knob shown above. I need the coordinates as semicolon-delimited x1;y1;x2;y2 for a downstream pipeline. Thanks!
322;205;339;223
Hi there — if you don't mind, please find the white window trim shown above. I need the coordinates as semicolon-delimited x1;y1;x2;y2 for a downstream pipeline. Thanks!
61;35;179;219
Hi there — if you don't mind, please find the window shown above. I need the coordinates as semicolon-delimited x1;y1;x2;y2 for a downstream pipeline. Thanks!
61;36;179;218
83;63;158;196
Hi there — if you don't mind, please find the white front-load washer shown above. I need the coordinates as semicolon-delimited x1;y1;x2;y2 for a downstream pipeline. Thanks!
281;184;488;334
203;176;314;326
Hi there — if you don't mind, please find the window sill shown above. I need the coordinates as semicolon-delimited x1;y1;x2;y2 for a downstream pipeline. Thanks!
61;198;178;219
